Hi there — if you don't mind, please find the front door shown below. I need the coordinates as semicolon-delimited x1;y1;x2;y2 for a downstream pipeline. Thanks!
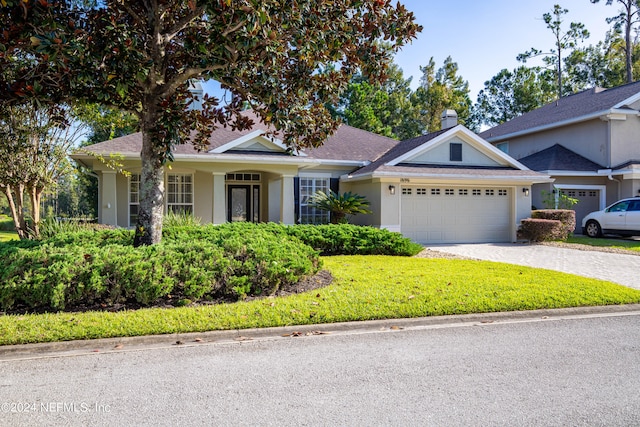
228;185;260;222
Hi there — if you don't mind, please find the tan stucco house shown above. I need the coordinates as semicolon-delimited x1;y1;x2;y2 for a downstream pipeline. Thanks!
72;110;550;244
481;81;640;231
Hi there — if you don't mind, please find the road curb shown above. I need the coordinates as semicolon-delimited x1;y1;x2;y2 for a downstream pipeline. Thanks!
2;304;639;361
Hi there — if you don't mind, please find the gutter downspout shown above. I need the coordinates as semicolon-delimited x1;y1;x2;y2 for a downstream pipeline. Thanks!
607;173;621;201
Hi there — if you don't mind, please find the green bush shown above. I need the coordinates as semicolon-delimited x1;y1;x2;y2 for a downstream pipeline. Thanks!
38;217;116;240
0;222;419;313
260;223;423;256
0;224;319;312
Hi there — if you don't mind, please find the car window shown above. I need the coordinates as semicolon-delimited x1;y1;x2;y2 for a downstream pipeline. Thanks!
628;201;640;212
608;201;630;212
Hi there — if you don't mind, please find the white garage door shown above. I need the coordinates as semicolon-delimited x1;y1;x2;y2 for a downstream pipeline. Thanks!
401;186;512;243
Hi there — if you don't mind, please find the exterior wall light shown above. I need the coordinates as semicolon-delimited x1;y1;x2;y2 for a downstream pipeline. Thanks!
389;185;396;195
523;188;530;197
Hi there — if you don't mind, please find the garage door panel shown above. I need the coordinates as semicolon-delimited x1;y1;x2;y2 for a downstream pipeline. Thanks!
401;186;511;244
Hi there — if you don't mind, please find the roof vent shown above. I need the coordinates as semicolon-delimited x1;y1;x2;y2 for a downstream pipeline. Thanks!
440;109;458;130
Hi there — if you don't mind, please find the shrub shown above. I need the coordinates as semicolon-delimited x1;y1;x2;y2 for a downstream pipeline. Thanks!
519;218;566;242
39;217;116;240
0;222;419;313
532;209;576;239
0;224;319;312
261;223;423;256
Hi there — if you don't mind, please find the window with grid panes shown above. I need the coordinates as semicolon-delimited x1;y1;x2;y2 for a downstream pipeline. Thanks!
167;174;193;214
299;177;330;224
129;174;141;226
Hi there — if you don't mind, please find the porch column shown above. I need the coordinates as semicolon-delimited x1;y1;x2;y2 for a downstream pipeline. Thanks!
280;174;295;224
212;172;226;225
101;171;117;226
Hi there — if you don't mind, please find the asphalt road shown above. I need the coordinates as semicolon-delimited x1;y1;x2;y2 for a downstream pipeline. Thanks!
1;309;639;426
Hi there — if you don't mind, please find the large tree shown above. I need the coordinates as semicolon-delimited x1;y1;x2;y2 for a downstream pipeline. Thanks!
411;56;472;133
0;102;82;238
590;0;640;83
517;4;589;98
472;66;556;129
331;63;420;140
1;0;421;245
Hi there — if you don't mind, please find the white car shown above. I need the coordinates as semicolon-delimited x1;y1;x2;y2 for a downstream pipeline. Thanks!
581;197;640;238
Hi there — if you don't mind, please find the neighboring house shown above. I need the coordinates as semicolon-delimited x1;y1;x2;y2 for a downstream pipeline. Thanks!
72;110;550;244
481;81;640;232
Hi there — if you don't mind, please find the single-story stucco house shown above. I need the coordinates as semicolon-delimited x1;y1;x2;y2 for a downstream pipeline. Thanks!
72;110;551;244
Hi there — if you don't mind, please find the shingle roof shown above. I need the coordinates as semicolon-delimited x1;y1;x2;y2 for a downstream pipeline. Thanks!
518;144;604;172
76;110;398;163
480;81;640;141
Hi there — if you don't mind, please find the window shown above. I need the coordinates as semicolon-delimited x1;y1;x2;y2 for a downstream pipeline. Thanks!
498;189;508;196
450;143;462;162
226;173;260;182
472;189;482;196
299;177;330;224
445;189;455;196
129;174;141;226
431;188;441;195
402;188;412;195
416;188;427;195
496;142;509;154
458;189;468;196
485;189;495;196
167;174;193;214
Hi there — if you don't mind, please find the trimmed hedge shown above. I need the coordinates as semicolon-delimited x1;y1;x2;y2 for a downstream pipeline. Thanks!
519;218;566;242
0;222;420;313
532;210;576;239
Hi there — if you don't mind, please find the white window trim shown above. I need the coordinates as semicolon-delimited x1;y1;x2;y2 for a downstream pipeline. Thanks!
166;173;195;214
299;176;331;224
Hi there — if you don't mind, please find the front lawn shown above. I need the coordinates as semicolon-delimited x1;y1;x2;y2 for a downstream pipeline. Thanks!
1;255;639;346
0;231;18;242
566;235;640;253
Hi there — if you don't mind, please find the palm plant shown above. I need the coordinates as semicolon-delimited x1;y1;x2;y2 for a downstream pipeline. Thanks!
309;190;372;224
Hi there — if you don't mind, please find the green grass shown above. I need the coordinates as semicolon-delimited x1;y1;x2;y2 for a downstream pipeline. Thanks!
567;235;640;253
0;231;18;242
1;255;639;346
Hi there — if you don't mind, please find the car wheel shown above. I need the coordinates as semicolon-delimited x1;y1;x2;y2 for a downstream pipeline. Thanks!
585;220;602;238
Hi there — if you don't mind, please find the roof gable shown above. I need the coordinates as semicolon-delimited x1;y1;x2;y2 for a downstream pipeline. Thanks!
208;129;307;156
518;144;604;172
388;126;527;169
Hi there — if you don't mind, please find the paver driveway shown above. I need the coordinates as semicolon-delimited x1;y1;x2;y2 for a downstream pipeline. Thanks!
430;243;640;290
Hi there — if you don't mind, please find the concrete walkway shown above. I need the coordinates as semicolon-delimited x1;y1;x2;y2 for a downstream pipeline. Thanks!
429;243;640;290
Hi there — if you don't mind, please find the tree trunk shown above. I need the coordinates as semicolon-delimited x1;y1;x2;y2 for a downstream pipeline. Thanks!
133;126;165;246
625;17;633;83
3;184;28;239
28;185;41;239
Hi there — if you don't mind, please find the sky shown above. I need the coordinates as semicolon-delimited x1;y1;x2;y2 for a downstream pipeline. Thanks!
203;0;617;102
395;0;614;99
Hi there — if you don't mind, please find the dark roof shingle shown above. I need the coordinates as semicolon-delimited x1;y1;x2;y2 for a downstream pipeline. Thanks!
518;144;603;172
480;81;640;141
